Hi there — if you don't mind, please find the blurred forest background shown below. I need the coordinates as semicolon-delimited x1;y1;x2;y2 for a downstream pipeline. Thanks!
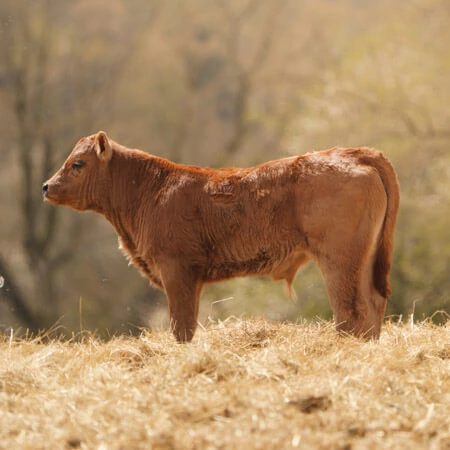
1;0;449;335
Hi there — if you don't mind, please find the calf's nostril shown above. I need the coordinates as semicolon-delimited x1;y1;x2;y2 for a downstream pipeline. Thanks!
42;183;48;193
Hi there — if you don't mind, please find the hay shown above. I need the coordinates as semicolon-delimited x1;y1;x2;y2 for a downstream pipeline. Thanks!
0;318;449;449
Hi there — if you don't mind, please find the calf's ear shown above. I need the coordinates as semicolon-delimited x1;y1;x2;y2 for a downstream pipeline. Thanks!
95;131;112;162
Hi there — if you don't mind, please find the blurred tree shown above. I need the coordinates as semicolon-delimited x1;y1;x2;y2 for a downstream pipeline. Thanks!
288;0;450;320
0;0;449;334
0;0;163;332
0;0;64;328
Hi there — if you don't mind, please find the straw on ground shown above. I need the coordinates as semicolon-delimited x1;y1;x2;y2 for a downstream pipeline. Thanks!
0;318;449;449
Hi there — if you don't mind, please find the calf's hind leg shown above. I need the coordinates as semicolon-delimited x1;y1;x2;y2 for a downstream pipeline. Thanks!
319;258;368;338
318;242;386;340
358;252;387;339
316;184;388;339
161;265;202;342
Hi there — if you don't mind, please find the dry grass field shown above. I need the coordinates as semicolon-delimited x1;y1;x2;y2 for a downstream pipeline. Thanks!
0;317;449;450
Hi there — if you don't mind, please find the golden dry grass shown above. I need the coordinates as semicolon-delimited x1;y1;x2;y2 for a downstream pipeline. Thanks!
0;318;449;450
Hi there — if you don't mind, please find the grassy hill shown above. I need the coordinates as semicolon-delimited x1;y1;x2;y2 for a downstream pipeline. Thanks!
0;318;449;449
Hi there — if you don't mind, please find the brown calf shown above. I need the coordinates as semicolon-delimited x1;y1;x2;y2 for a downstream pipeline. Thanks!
43;131;400;342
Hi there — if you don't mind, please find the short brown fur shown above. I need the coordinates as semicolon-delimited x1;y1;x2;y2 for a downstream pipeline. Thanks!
43;132;400;342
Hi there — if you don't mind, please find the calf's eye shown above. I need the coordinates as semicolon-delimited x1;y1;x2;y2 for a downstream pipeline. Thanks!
72;160;85;169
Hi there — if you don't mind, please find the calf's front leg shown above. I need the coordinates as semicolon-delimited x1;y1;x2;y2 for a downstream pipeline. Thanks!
161;265;202;342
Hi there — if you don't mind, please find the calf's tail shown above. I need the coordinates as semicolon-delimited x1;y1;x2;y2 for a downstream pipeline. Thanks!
367;151;400;298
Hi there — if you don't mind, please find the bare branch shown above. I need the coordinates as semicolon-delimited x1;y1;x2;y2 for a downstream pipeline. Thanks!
0;255;39;329
247;0;289;76
342;90;423;137
47;215;85;269
216;0;292;157
224;76;250;156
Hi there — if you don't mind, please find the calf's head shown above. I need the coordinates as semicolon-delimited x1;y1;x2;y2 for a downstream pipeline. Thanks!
43;131;112;211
